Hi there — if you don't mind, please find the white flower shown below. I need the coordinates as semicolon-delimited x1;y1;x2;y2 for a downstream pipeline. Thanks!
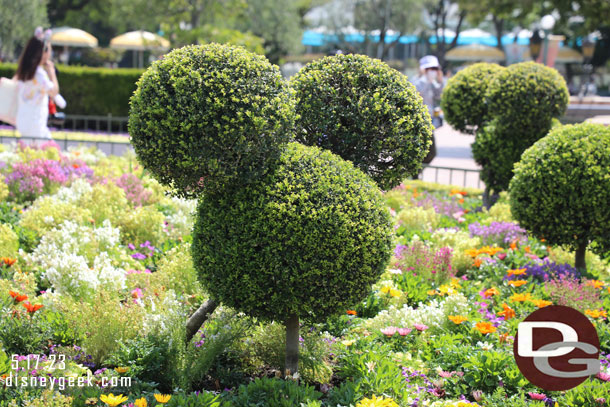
477;341;494;351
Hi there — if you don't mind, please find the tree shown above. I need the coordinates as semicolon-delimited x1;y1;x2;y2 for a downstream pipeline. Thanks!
424;0;466;67
0;0;48;61
47;0;93;25
509;123;610;270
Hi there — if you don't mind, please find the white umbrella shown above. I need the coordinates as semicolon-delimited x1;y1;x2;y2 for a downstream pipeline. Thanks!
110;30;170;52
51;27;98;48
445;44;505;62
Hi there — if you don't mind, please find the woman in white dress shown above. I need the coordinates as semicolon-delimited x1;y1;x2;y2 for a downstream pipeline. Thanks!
13;28;59;139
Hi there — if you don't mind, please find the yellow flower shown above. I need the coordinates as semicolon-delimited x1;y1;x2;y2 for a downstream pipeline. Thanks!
510;293;532;303
530;299;552;308
389;288;402;297
85;398;98;405
134;398;148;407
341;339;355;346
448;315;468;324
427;289;437;296
585;309;607;319
508;280;528;287
465;248;480;258
506;268;527;277
438;285;451;296
449;278;461;289
380;286;391;294
154;394;172;404
114;366;129;374
356;394;399;407
100;394;128;407
475;322;497;334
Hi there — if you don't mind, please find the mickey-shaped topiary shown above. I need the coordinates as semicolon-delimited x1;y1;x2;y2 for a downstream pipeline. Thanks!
128;43;296;197
509;123;610;270
289;54;434;191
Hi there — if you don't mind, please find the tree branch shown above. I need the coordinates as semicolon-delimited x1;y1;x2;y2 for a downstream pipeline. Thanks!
185;298;218;343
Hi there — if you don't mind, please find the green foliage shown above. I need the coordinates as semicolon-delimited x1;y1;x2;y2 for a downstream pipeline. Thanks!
0;63;143;116
290;54;434;190
509;123;610;254
164;391;231;407
229;377;322;407
472;62;569;193
192;143;393;323
0;0;47;60
563;381;610;407
198;24;265;55
118;205;165;247
0;296;52;355
462;351;520;394
441;63;505;134
0;223;19;257
128;43;295;197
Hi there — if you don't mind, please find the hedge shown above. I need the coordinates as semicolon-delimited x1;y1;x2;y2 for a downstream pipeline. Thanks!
0;63;144;117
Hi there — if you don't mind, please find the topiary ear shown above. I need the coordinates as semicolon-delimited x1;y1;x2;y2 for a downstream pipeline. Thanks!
128;43;296;198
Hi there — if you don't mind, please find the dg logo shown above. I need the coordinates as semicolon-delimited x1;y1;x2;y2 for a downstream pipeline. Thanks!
514;305;601;391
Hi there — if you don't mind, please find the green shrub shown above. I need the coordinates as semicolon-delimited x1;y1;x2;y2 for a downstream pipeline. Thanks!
290;54;434;190
441;63;504;134
396;206;440;232
0;63;143;117
118;205;165;247
473;62;569;195
19;196;92;239
228;377;322;407
0;223;19;257
164;391;231;407
192;142;393;322
128;43;295;197
0;176;8;202
509;123;610;269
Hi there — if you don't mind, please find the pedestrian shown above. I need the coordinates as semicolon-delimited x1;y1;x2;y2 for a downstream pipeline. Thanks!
413;55;445;165
13;27;59;139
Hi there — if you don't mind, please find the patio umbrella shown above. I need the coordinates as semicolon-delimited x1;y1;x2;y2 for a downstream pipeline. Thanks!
110;30;170;52
523;47;584;63
445;44;505;62
50;27;98;48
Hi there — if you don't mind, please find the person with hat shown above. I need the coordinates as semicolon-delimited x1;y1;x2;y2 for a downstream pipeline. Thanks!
413;55;445;164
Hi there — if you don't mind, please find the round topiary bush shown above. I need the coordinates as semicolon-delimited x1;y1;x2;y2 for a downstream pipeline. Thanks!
289;54;434;191
486;61;568;135
192;142;393;372
440;62;505;134
509;123;610;270
128;43;295;197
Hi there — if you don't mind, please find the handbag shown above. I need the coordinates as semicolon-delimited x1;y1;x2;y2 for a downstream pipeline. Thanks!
0;77;18;126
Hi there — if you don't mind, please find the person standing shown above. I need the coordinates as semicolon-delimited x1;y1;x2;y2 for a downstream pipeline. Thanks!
413;55;445;164
13;27;59;139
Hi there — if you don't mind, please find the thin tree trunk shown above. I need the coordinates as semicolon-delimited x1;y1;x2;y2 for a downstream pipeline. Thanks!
185;298;218;343
575;242;587;271
285;314;300;377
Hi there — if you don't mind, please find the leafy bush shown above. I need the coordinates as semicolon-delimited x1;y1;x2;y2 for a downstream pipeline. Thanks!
0;223;19;257
192;142;393;323
0;63;144;117
396;206;440;232
441;63;504;134
164;391;231;407
18;196;91;239
290;54;434;190
128;43;295;197
509;123;610;267
229;377;322;407
118;205;165;247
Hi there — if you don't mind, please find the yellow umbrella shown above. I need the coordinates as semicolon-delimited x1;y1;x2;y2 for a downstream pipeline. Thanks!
51;27;98;48
110;30;170;52
445;44;505;62
523;47;584;63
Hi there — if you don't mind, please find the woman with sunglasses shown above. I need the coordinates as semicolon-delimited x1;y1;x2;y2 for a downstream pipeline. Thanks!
13;27;59;139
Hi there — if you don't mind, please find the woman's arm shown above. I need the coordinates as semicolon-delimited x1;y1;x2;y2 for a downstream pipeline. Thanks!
43;61;59;98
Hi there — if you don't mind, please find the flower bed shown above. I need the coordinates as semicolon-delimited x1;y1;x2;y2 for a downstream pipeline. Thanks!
0;142;609;407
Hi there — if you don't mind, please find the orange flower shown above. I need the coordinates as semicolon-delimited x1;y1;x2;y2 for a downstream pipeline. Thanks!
475;322;497;334
458;198;465;204
448;315;468;324
474;258;483;268
530;299;552;308
508;280;528;287
510;293;532;303
465;249;480;258
586;280;605;289
72;164;80;169
497;303;516;320
22;302;43;313
9;291;28;303
479;246;504;256
524;246;531;253
498;332;511;344
483;287;499;298
510;241;518;250
346;310;357;316
540;238;546;242
1;257;17;267
585;309;607;319
506;268;527;277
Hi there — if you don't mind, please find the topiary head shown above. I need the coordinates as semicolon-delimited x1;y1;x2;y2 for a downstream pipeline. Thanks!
289;54;433;191
128;43;295;198
192;142;394;323
509;123;610;254
440;63;505;134
486;62;568;135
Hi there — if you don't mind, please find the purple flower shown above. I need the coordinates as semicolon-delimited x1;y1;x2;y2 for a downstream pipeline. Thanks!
131;253;146;260
127;243;136;251
468;221;527;247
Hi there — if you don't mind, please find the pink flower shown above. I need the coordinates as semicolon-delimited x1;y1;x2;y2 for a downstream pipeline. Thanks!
597;372;610;382
497;252;507;260
380;327;398;337
528;392;547;400
438;370;452;378
397;328;412;336
414;324;429;331
131;288;143;299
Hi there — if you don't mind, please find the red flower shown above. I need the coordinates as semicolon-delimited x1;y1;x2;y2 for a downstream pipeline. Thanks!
22;302;43;313
9;291;28;303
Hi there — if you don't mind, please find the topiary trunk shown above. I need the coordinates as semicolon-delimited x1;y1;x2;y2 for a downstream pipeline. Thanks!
185;298;218;343
285;314;299;377
575;243;587;271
